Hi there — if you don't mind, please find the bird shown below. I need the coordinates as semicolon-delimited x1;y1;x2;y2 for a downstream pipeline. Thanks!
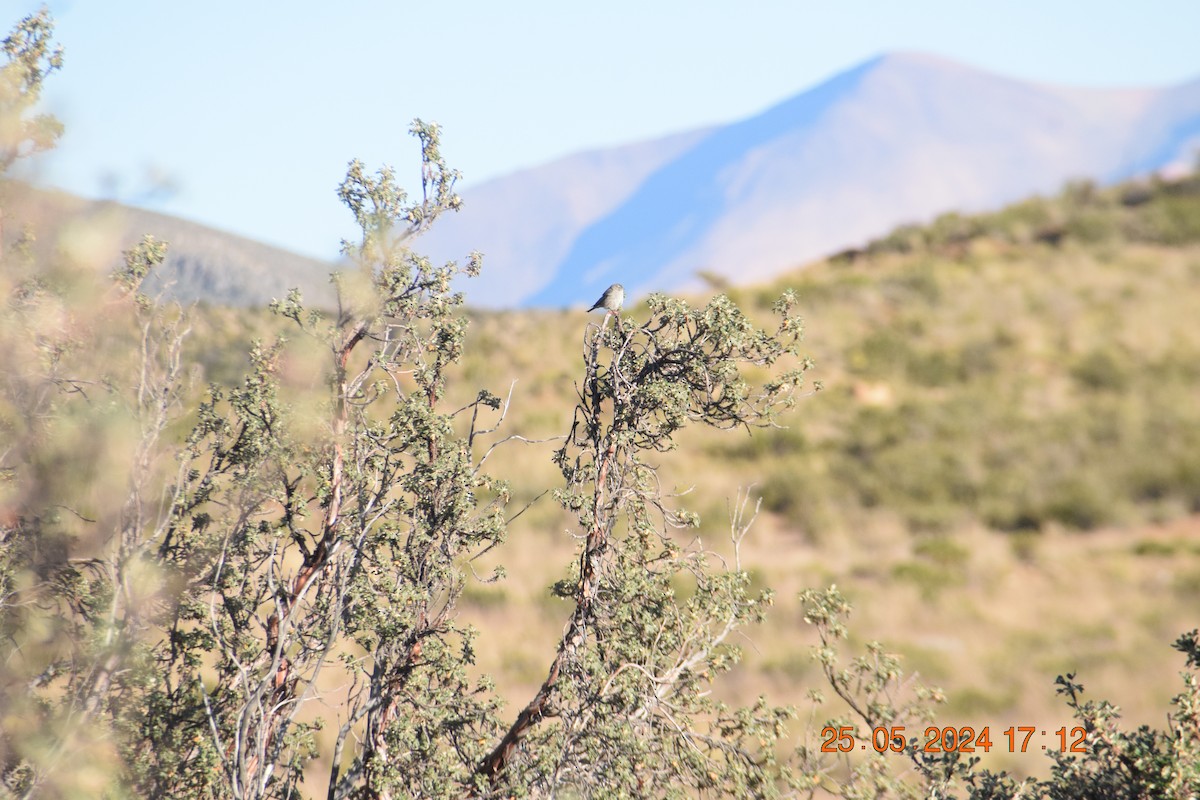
587;283;625;314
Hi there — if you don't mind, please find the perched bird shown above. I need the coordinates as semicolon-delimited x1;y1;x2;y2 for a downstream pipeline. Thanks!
587;283;625;314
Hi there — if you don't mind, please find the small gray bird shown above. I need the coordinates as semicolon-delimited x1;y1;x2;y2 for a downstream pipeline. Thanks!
587;283;625;313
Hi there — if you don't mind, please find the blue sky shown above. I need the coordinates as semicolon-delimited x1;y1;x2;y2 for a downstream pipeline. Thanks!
15;0;1200;260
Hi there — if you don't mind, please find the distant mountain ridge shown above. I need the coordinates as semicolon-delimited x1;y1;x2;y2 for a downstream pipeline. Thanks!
123;203;337;307
419;52;1200;307
16;53;1200;310
3;183;336;307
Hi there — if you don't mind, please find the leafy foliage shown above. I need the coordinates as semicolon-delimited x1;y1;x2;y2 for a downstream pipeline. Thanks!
0;5;62;173
479;293;811;795
798;588;1200;799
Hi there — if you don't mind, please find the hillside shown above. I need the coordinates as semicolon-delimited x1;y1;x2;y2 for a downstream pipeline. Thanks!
0;182;336;306
430;168;1200;775
458;171;1200;538
419;53;1200;307
6;165;1199;783
76;170;1200;745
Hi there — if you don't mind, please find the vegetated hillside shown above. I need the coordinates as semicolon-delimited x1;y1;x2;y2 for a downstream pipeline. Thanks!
463;170;1200;541
0;182;336;306
442;169;1200;773
420;52;1200;307
22;169;1195;780
736;176;1200;539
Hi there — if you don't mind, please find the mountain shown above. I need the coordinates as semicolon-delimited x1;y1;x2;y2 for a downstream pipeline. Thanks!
2;183;336;307
416;128;713;305
14;54;1198;311
418;52;1200;307
122;205;338;307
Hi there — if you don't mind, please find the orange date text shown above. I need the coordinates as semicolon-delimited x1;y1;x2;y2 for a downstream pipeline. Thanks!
819;725;1088;754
